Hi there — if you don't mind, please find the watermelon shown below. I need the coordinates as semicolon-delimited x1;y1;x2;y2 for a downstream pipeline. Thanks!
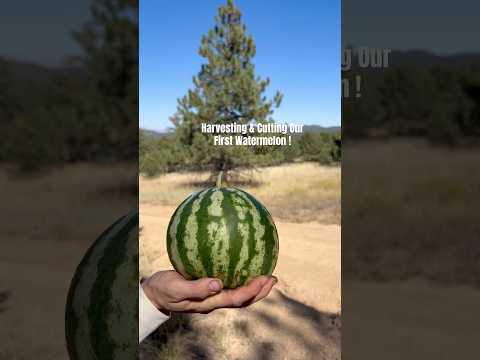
167;174;279;288
65;211;138;360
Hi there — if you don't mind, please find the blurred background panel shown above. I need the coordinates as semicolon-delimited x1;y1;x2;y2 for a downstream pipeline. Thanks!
342;0;480;359
0;0;138;358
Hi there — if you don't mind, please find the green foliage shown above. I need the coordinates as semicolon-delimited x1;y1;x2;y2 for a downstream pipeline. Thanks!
139;132;187;177
343;57;480;144
73;0;139;160
298;132;341;165
171;0;282;173
331;132;342;162
0;0;138;173
4;115;67;172
278;141;302;163
139;129;342;177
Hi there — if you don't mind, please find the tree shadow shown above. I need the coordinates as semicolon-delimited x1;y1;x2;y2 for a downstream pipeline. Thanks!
140;313;212;360
266;290;341;334
178;168;264;188
243;289;341;359
141;289;341;360
0;290;11;314
182;178;263;188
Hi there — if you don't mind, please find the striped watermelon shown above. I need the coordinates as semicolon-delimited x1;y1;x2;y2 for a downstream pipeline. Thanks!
65;211;138;360
167;174;279;289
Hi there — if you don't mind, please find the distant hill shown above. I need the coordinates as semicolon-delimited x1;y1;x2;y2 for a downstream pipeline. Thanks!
0;57;84;83
391;50;480;67
348;49;480;71
140;129;165;138
140;128;175;138
303;125;340;134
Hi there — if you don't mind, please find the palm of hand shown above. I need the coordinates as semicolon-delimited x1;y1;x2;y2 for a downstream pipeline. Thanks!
142;270;277;314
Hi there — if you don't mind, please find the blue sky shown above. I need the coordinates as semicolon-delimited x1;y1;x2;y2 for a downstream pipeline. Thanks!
0;0;90;66
140;0;340;131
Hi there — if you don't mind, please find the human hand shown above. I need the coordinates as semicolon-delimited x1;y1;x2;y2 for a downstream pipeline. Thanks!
141;270;277;315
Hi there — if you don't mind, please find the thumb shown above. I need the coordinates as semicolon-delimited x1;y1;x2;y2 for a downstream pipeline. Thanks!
177;277;223;300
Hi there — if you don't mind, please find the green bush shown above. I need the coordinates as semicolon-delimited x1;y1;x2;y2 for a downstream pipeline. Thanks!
139;133;187;177
298;132;341;165
138;129;342;177
3;114;68;172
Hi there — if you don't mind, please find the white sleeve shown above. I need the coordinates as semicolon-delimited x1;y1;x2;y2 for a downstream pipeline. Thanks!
139;284;170;342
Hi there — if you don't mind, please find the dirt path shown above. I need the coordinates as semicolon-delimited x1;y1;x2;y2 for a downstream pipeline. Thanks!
140;204;341;360
343;279;480;360
0;239;86;359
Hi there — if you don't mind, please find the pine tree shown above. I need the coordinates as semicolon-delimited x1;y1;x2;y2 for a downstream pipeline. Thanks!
171;0;282;179
73;0;138;160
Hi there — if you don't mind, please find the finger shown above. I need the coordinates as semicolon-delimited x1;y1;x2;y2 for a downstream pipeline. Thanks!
191;276;269;313
251;276;277;304
173;277;223;301
167;299;192;312
225;276;270;307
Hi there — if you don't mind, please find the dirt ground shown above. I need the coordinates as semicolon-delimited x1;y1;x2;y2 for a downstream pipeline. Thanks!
139;204;342;360
0;163;136;359
0;238;85;359
343;279;480;360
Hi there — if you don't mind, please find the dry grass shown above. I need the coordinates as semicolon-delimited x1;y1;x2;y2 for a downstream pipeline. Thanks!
344;139;480;286
0;162;137;243
140;162;341;224
139;314;228;360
